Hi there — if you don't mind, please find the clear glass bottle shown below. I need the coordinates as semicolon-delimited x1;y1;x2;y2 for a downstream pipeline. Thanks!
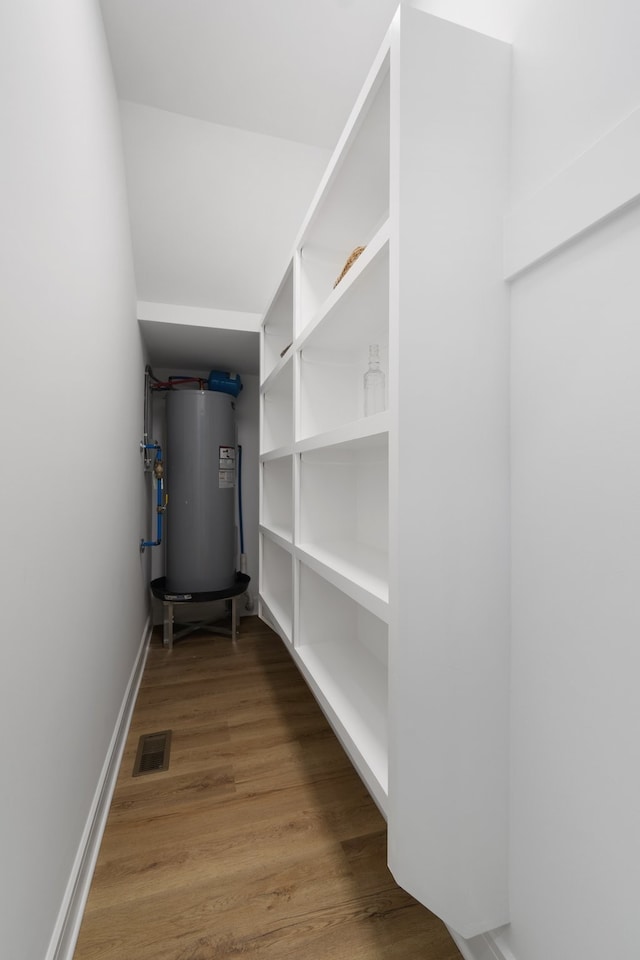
363;343;386;416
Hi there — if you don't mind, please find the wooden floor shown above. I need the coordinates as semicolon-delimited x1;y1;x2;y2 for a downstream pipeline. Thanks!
74;617;462;960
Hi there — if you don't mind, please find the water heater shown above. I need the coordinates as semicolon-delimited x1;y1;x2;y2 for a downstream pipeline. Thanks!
165;389;236;594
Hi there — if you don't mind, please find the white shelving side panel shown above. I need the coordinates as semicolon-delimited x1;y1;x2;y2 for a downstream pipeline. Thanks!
260;354;293;456
387;7;511;939
296;561;388;814
259;534;294;644
262;260;294;381
298;238;389;440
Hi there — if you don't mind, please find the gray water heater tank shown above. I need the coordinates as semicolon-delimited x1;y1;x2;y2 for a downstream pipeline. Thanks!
165;389;236;594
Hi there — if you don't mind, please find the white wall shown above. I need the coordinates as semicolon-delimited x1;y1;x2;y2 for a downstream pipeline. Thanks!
412;0;640;201
410;1;640;958
509;195;640;960
0;3;148;959
119;100;330;314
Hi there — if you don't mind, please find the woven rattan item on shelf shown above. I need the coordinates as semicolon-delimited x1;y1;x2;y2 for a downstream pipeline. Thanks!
333;245;366;288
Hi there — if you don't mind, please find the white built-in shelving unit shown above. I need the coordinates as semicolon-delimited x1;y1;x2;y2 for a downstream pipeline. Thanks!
259;4;511;941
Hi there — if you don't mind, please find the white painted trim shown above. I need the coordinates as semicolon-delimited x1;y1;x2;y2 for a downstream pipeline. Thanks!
137;299;261;333
504;106;640;279
448;926;518;960
46;617;152;960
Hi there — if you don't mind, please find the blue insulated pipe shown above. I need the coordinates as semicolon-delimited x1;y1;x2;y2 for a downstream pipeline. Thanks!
238;444;245;556
140;444;165;551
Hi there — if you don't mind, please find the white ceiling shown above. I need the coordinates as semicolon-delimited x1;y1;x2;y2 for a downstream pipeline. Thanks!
139;318;260;375
100;0;401;148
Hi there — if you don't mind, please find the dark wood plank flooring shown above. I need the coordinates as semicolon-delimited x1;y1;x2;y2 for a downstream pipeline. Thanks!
73;616;462;960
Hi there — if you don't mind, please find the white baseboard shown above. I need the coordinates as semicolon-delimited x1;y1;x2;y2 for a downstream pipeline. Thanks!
45;616;152;960
448;925;518;960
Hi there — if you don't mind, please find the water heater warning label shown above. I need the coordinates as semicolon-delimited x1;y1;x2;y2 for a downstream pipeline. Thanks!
219;446;236;488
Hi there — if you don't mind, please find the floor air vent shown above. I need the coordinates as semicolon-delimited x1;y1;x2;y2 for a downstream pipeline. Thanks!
133;730;172;777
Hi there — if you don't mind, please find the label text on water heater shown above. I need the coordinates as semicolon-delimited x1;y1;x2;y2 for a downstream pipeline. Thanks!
219;446;236;488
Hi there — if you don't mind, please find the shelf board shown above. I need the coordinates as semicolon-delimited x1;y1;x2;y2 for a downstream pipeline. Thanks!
296;410;389;453
293;640;388;815
296;540;389;623
259;524;293;553
296;38;391;248
260;444;293;462
259;593;292;645
297;219;390;351
260;348;293;393
261;256;294;325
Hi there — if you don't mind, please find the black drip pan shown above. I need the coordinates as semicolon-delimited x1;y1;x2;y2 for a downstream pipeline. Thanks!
150;571;250;603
